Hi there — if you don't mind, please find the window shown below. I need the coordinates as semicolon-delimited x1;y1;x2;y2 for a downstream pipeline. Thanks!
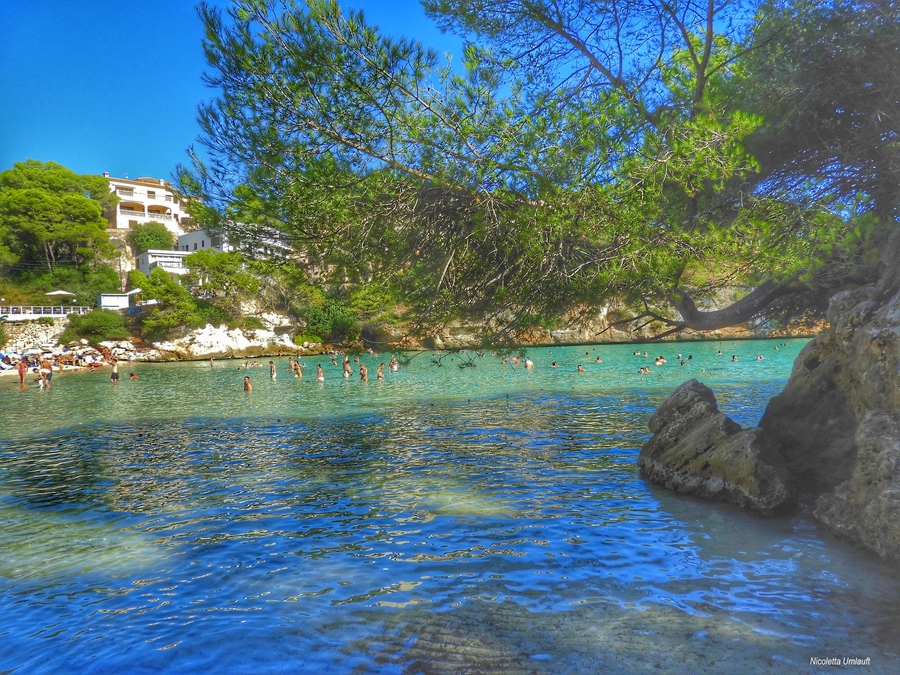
147;191;156;199
201;240;205;248
193;243;197;251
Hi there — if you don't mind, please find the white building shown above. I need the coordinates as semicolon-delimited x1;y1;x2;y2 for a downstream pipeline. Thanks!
177;229;233;254
135;227;294;277
99;288;142;310
136;249;192;276
104;174;191;236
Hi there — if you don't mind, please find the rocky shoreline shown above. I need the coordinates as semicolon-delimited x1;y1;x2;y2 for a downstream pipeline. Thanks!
641;231;900;562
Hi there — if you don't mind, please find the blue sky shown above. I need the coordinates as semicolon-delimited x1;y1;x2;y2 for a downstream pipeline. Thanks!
0;0;461;182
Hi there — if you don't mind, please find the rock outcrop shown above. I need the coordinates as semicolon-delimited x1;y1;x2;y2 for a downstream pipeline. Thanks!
643;230;900;561
144;323;300;361
2;318;68;352
758;248;900;560
638;379;793;515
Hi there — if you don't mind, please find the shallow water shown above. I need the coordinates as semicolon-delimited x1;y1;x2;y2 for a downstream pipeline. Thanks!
1;339;898;673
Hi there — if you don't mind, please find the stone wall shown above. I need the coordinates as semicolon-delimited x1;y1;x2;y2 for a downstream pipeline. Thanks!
2;319;68;352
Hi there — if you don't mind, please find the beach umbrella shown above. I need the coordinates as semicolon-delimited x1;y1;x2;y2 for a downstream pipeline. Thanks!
45;290;75;296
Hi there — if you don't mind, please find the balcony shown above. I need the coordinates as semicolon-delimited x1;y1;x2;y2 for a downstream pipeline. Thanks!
120;207;173;221
149;260;188;274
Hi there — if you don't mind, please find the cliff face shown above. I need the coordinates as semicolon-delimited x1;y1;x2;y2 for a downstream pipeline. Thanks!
759;231;900;560
423;289;820;350
641;231;900;561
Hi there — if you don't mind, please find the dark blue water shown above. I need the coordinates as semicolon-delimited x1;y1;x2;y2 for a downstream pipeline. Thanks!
0;340;897;673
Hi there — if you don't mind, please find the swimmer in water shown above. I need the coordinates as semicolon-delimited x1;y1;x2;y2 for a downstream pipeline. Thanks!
316;364;324;381
243;376;252;392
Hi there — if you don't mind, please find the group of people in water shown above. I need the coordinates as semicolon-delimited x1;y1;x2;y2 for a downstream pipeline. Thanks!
237;341;790;391
241;350;402;391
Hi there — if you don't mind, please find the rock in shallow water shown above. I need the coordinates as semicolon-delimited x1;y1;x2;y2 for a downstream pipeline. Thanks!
639;379;793;515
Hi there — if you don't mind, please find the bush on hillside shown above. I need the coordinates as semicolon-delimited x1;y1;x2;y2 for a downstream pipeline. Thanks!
60;310;131;343
302;300;360;343
126;222;175;253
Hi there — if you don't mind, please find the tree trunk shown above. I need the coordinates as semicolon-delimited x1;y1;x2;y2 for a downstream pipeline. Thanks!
672;281;793;331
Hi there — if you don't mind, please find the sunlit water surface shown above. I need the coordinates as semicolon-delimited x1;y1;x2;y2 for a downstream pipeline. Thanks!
1;339;898;674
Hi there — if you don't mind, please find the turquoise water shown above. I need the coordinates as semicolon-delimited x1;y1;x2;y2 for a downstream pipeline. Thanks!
1;339;898;673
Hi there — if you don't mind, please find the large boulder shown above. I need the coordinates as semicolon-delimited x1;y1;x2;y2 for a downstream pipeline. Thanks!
639;379;793;515
814;412;900;560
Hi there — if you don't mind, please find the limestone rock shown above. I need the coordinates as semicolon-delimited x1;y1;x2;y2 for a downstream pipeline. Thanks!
814;412;900;561
758;334;858;493
149;323;298;360
757;230;900;560
639;379;793;515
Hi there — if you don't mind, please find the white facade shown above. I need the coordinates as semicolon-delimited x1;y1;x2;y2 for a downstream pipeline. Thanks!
137;249;192;276
99;288;142;310
177;229;232;253
104;174;190;236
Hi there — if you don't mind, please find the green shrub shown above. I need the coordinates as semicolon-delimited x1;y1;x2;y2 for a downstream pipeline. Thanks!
127;221;175;253
294;333;323;345
60;310;131;343
302;300;359;343
0;322;7;348
194;302;231;328
241;316;266;330
38;316;56;325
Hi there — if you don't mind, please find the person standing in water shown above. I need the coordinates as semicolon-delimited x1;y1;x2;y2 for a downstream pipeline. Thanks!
376;363;385;380
269;360;276;380
17;358;28;388
359;363;368;381
110;357;120;384
243;376;252;392
316;364;324;381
